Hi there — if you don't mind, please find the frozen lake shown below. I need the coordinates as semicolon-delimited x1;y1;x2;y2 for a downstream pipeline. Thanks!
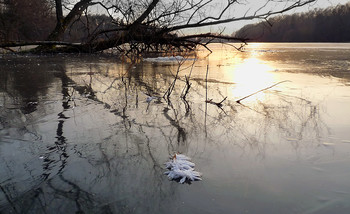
1;43;350;213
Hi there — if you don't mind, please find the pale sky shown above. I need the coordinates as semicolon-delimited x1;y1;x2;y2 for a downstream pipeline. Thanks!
182;0;350;34
90;0;350;34
224;0;350;33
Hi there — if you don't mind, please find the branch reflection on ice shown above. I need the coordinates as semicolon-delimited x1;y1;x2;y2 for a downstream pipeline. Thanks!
1;43;350;213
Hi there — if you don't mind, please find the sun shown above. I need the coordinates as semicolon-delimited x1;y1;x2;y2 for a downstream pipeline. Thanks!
230;57;276;101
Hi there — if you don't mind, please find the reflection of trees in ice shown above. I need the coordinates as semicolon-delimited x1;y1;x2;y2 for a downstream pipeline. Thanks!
0;61;180;213
67;58;331;155
72;59;331;159
0;57;333;213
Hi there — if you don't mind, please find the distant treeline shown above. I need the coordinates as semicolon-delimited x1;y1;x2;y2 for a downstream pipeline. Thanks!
0;0;54;42
234;3;350;42
0;0;112;43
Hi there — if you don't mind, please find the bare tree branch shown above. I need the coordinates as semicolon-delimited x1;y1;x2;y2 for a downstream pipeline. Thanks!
1;0;318;54
164;0;317;33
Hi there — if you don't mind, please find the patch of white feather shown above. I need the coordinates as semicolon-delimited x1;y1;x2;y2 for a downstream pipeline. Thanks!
164;154;202;184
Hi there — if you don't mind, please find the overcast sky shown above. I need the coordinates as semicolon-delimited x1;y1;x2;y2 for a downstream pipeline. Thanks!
205;0;350;34
91;0;350;34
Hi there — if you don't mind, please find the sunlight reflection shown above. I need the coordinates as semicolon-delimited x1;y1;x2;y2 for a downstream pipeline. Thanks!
230;57;276;101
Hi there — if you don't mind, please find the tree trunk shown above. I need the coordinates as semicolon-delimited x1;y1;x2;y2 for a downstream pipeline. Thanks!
54;0;63;29
55;0;63;23
47;0;92;41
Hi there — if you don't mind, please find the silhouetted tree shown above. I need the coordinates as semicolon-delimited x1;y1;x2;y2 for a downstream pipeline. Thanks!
1;0;317;54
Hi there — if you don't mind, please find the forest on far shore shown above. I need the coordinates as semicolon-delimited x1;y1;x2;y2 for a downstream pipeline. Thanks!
234;3;350;42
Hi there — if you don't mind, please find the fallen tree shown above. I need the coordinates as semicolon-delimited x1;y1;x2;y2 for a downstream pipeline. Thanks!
1;0;317;55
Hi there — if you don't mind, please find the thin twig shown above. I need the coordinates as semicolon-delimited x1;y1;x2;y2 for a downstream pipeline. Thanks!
205;96;227;108
204;65;209;138
205;65;227;108
181;75;192;100
205;65;209;102
236;80;290;103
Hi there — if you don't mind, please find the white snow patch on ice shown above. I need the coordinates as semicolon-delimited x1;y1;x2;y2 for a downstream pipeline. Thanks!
144;56;192;62
164;154;202;184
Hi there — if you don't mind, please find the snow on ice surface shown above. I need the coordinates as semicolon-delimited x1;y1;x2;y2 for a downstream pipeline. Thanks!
144;56;192;62
164;154;202;184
